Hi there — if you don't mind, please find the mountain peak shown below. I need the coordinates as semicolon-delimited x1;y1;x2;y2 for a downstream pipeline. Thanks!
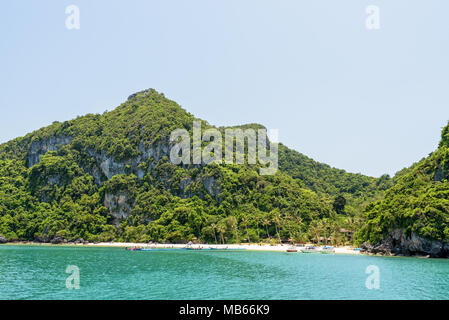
127;88;160;101
0;88;389;246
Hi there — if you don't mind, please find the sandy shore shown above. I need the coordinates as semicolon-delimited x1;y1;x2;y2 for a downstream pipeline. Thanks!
92;243;362;255
2;241;362;255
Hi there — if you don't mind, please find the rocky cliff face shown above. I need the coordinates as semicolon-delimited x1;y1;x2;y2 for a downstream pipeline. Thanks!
27;136;72;167
28;135;171;180
104;192;132;222
25;134;222;222
361;229;449;258
92;139;172;178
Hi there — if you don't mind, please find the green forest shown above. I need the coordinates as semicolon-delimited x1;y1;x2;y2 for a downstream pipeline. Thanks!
0;89;447;249
355;131;449;245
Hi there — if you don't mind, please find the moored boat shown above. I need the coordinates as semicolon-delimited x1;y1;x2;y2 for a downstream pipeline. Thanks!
320;246;335;254
126;247;144;251
185;244;204;250
300;246;319;253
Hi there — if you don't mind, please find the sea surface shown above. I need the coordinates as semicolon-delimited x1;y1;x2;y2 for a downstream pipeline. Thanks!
1;245;449;300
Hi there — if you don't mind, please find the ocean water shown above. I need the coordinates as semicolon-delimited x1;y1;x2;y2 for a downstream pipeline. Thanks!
1;245;449;300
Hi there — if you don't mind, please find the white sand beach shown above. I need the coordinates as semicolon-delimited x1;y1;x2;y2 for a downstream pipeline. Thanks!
80;242;362;254
3;241;362;255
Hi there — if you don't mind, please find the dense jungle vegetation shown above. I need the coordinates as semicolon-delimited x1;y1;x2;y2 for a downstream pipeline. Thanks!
0;89;446;246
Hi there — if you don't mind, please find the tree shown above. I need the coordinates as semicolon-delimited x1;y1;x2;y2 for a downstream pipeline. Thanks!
217;223;226;244
333;195;347;215
210;223;218;244
262;217;271;239
270;209;282;242
241;217;251;243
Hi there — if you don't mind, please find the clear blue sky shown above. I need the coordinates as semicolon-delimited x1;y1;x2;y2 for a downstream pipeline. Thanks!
1;0;448;177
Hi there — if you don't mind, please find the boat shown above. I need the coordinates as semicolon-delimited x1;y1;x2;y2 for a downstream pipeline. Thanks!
320;246;335;254
206;246;247;251
126;247;187;252
286;246;298;252
300;246;319;253
138;248;187;251
185;244;204;250
126;247;144;251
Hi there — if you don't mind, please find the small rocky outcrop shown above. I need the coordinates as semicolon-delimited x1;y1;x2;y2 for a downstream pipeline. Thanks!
435;164;448;182
127;88;154;101
201;175;221;200
0;235;7;244
50;236;65;244
35;235;50;243
104;192;132;224
361;229;449;258
27;135;72;167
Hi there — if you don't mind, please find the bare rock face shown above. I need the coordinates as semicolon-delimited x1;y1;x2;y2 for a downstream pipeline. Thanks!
50;236;65;244
201;175;221;199
27;136;72;167
87;139;171;182
127;88;154;101
0;235;7;243
104;192;132;224
361;229;449;258
179;178;194;198
35;235;50;243
23;134;224;222
435;164;447;182
24;135;174;220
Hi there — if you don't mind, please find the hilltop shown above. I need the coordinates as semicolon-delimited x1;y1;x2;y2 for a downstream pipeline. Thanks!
0;89;385;244
357;122;449;257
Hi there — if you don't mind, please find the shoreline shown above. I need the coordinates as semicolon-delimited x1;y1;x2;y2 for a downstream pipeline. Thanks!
3;242;436;259
0;241;363;255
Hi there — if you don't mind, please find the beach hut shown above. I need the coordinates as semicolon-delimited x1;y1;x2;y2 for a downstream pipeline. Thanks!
339;228;354;241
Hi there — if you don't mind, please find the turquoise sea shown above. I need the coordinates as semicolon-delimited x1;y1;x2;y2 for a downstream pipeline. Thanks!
1;245;449;300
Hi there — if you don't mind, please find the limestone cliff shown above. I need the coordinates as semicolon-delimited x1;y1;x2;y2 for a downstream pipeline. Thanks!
361;229;449;258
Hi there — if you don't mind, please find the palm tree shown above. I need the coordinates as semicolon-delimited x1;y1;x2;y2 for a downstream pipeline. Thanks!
217;224;226;244
331;230;343;246
241;217;250;243
271;210;282;242
283;213;294;240
231;217;239;242
210;223;218;244
255;215;261;241
224;216;238;243
262;218;271;239
308;221;322;244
